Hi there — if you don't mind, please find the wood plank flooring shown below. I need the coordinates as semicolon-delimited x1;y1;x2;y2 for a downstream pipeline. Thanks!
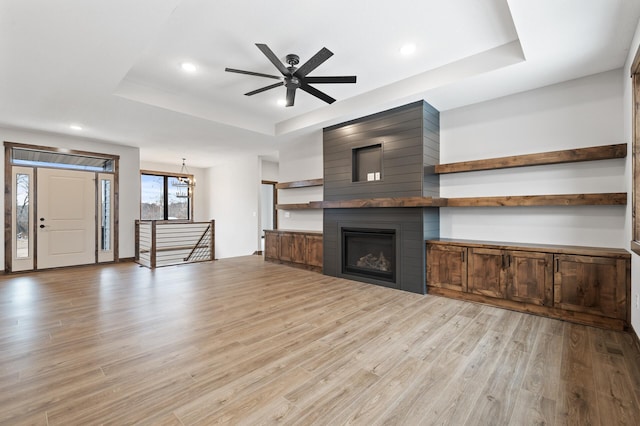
1;256;639;425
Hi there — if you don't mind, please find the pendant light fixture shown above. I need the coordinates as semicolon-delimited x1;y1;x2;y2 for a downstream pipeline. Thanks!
174;158;195;198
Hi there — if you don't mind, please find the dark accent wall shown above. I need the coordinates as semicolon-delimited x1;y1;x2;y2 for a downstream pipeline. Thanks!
322;100;441;294
323;100;440;200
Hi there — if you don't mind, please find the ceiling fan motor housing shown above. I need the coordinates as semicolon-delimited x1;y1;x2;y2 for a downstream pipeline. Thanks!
285;76;301;89
286;54;300;66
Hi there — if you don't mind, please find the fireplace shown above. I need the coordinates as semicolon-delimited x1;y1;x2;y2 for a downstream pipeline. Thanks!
322;101;440;294
325;208;435;293
342;228;396;282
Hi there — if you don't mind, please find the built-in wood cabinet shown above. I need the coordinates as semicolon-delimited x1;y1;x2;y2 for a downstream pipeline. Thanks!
554;254;627;320
279;231;307;263
264;230;322;271
305;234;323;268
426;244;467;292
427;239;630;330
468;247;506;299
264;232;279;259
466;248;552;305
507;251;553;307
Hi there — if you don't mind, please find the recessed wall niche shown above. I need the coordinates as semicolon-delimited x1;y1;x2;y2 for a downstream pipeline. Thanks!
352;144;382;182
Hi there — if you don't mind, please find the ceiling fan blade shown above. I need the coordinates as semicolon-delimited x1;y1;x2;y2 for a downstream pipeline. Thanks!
244;82;284;96
286;87;296;107
255;43;290;76
225;68;282;80
300;83;336;104
303;76;357;84
295;47;333;78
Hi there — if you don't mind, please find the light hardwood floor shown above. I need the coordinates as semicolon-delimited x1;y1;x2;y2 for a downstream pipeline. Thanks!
1;256;639;425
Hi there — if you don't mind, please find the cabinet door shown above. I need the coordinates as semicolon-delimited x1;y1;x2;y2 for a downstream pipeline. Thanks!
506;251;553;306
426;244;467;292
468;247;506;298
290;233;307;264
306;234;323;267
554;254;627;320
264;232;279;260
279;232;294;261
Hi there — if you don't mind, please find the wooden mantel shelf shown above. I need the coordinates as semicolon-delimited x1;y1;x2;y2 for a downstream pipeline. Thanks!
275;178;323;189
316;197;447;208
435;143;627;174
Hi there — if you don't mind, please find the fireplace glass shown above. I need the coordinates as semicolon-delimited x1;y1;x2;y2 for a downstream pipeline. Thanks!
342;228;395;282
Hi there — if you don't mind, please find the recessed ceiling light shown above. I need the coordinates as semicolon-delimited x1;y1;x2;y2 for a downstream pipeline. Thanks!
400;44;416;55
181;62;197;73
69;124;82;131
277;99;287;107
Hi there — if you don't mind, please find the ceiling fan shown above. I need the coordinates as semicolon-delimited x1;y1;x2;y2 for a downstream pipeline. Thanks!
225;43;357;107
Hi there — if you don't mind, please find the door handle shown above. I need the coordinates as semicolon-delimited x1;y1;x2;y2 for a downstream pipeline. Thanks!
39;224;45;229
40;218;45;221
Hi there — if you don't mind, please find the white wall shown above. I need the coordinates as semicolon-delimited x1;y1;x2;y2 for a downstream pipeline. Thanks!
0;127;140;264
261;159;279;182
440;69;626;248
277;131;323;231
206;156;260;258
624;19;640;337
140;160;208;222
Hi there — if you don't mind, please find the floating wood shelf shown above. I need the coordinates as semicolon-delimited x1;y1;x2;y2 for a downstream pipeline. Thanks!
275;178;323;189
275;203;323;210
444;193;627;207
434;143;627;174
317;197;447;209
280;193;626;209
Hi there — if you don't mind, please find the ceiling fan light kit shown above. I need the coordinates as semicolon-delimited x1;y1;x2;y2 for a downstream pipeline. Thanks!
225;43;357;107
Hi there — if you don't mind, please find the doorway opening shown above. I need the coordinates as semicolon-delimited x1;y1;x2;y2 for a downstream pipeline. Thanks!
260;180;278;254
4;142;119;272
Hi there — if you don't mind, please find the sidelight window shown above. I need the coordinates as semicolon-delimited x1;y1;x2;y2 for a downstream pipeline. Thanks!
101;179;112;251
15;173;30;258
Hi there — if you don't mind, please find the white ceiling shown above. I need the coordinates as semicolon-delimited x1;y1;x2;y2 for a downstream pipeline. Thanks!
1;0;639;167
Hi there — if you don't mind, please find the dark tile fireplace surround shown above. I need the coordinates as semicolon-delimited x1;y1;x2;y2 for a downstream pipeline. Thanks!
322;101;440;294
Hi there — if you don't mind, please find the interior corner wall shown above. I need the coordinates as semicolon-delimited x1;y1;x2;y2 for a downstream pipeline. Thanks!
261;159;279;182
206;156;260;258
0;127;140;267
140;160;208;222
439;69;625;249
277;131;323;231
624;18;640;338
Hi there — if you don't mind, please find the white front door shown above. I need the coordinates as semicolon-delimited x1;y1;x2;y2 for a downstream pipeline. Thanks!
37;168;96;269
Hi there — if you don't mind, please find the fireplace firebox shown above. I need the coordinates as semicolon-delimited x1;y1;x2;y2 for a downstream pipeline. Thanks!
342;228;396;283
